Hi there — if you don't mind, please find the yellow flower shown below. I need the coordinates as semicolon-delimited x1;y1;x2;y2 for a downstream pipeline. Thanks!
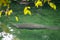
35;0;43;8
15;16;19;22
24;6;32;15
48;2;56;10
0;11;2;17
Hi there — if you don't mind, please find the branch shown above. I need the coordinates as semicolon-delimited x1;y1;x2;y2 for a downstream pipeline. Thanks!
10;23;60;30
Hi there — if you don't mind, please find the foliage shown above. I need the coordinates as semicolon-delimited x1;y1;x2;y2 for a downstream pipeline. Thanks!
0;0;59;40
0;0;57;34
0;0;10;7
0;0;57;18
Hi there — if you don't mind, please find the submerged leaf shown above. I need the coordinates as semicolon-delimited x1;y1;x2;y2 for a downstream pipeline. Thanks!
1;23;10;33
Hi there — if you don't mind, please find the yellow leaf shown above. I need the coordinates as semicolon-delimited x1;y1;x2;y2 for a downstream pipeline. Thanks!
0;11;2;17
5;9;13;16
15;16;19;22
48;2;56;10
7;4;10;8
35;0;43;8
24;6;32;15
2;0;7;6
5;10;8;15
8;9;13;16
44;0;47;3
4;3;7;6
